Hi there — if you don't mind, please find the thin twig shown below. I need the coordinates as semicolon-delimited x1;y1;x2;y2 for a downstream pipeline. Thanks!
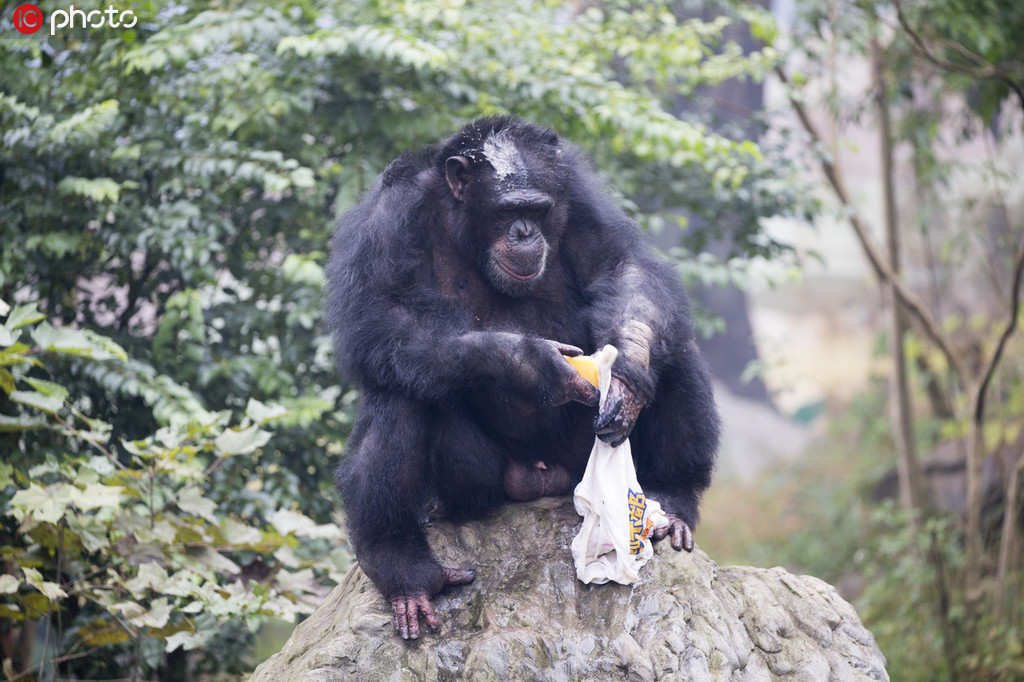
52;412;132;476
56;525;65;679
38;603;51;681
4;644;114;682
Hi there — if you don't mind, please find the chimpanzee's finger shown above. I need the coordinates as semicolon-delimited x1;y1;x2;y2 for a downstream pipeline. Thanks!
671;522;684;551
392;598;410;640
572;375;600;406
416;595;441;632
679;522;695;552
444;567;476;587
405;599;421;640
546;340;584;357
594;395;623;432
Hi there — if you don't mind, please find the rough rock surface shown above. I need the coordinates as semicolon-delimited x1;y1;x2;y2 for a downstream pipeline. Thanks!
252;497;888;681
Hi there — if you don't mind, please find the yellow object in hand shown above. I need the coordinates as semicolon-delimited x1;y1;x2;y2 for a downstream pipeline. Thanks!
564;354;599;388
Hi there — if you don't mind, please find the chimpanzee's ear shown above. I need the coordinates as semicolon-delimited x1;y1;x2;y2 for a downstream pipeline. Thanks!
445;156;472;202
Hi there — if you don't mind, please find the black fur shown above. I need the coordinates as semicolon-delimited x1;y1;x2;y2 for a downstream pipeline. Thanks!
325;115;720;606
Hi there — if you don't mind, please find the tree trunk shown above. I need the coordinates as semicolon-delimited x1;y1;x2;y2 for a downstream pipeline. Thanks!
872;39;926;512
995;453;1024;622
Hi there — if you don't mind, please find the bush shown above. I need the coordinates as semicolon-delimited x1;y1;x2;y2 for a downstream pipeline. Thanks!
0;301;348;678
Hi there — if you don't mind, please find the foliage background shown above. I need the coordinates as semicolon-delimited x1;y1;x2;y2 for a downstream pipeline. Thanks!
700;0;1024;680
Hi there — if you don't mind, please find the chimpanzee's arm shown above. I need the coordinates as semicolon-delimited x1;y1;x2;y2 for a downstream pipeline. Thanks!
559;149;703;450
561;153;695;401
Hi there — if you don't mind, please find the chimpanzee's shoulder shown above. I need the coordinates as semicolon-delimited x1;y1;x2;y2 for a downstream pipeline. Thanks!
380;145;439;189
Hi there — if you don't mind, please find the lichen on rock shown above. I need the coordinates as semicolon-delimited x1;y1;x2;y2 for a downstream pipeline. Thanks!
252;497;888;681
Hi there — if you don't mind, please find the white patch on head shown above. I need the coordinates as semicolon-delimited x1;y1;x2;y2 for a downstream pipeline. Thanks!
482;129;528;181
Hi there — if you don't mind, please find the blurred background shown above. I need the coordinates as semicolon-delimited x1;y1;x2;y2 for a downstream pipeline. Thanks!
1;0;1022;679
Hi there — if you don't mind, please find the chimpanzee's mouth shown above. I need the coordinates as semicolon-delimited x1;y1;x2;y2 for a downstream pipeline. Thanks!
499;260;541;280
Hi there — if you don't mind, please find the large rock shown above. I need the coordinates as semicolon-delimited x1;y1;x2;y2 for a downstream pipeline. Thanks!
252;497;887;681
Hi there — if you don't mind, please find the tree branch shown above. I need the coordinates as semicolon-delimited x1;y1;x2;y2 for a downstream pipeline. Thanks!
774;64;969;386
893;0;1024;114
974;244;1024;424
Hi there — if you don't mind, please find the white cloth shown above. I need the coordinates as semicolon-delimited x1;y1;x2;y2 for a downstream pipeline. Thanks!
571;345;668;585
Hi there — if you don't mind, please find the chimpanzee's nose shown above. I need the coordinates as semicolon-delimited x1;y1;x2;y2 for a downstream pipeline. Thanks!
511;219;537;242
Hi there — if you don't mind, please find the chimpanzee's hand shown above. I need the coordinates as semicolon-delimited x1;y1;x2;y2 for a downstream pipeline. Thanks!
594;375;644;446
390;567;475;640
504;337;598;407
542;340;599;407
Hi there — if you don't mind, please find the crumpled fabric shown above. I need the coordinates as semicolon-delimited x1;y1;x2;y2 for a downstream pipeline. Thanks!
571;345;669;585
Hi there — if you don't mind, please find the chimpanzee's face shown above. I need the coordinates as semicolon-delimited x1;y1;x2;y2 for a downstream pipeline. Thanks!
444;130;566;297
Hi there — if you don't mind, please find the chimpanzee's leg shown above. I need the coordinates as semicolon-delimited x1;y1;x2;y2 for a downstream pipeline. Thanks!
428;406;507;519
431;406;575;510
334;391;473;639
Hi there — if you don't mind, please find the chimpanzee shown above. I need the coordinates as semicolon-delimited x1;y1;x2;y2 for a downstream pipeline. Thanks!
325;116;720;640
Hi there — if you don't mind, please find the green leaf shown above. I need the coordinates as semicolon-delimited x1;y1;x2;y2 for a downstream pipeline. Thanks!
0;575;19;594
0;413;49;432
245;398;288;425
123;562;170;597
0;369;15;395
281;253;325;287
84;455;117;476
268;508;315;536
22;567;67;601
165;629;212;652
214;423;272;456
24;377;69;400
31;323;128;362
24;232;80;258
66;514;111;552
109;600;145;621
221;517;262;546
5;303;45;330
78;619;134;647
9;483;74;524
0;343;37;368
269;509;343;540
182;547;240;575
72;483;124;511
177;487;219;524
57;176;126;203
9;389;64;415
275;568;316;594
0;326;17;347
136;598;174;629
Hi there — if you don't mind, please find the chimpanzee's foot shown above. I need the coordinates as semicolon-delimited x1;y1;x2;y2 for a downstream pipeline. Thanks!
389;566;475;639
